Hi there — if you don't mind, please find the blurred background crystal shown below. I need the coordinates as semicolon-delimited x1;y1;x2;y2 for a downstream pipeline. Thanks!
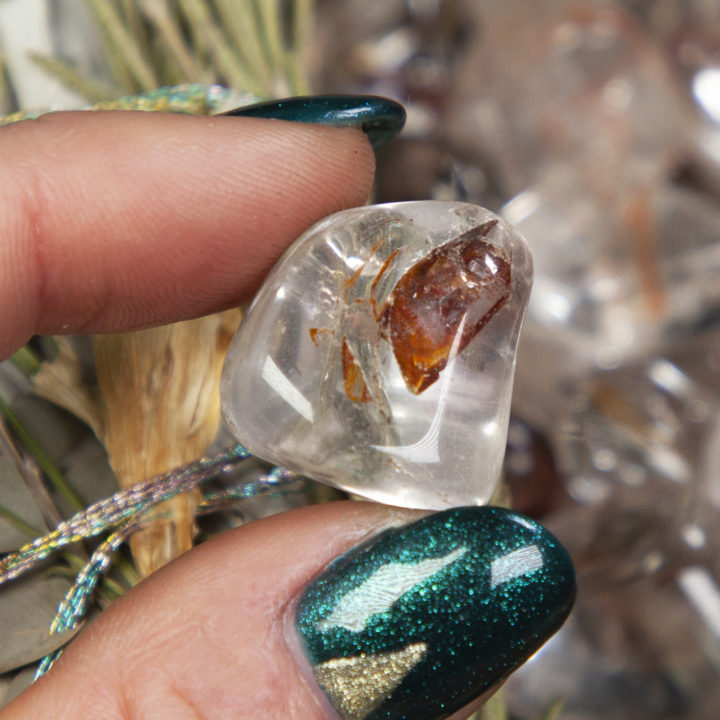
2;0;720;716
313;0;720;716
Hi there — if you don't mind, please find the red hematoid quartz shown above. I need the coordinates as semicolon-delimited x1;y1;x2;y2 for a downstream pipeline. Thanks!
381;220;512;394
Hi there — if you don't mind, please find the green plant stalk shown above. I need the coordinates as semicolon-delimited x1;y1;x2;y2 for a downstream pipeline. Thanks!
84;3;137;92
29;54;115;104
0;505;40;539
86;0;159;90
10;345;42;376
0;395;84;512
0;51;13;113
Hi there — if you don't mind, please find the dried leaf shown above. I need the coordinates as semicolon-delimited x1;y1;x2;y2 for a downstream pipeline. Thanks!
1;666;35;708
0;459;45;552
0;670;13;708
0;575;80;673
32;337;103;439
63;437;117;506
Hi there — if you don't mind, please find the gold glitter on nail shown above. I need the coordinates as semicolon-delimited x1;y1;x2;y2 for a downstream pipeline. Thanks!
314;642;428;720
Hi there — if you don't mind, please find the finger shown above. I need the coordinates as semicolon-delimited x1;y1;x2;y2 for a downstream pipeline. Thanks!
0;111;375;359
1;503;575;720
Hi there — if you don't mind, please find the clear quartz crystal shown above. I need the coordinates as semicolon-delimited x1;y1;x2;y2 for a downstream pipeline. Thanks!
221;201;533;509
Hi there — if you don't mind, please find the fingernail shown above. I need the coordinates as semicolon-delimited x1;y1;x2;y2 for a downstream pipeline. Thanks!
295;506;575;720
223;95;406;148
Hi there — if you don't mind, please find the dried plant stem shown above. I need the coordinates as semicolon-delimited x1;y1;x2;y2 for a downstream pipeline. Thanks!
94;311;242;577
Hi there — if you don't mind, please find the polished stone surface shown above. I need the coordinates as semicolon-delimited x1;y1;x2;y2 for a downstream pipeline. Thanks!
222;201;533;508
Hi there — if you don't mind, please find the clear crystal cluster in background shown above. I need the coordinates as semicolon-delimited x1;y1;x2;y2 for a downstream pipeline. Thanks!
314;0;720;718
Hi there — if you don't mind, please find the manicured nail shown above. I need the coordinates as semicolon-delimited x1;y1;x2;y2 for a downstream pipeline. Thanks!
223;95;406;148
295;507;575;720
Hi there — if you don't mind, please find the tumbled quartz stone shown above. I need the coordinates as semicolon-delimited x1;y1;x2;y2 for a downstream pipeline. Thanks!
221;201;533;509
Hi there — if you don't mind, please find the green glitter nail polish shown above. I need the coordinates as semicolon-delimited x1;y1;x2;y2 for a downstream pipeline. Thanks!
223;95;406;148
295;507;576;720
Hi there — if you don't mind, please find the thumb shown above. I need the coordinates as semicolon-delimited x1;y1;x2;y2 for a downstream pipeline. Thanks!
1;502;575;720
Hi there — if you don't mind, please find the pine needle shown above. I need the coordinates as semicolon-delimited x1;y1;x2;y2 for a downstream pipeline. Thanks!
0;396;84;513
213;0;272;89
178;0;263;94
140;0;209;82
85;0;159;91
28;53;116;104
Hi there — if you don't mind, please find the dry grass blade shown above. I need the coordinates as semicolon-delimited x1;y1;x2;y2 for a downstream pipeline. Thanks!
94;310;242;577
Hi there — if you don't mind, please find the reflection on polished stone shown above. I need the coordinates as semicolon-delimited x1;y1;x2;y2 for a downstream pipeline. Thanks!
222;201;533;508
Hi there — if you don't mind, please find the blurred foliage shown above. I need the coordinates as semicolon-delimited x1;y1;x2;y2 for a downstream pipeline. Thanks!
32;0;314;102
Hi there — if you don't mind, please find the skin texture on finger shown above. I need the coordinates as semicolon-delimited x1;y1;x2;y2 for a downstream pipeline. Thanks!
1;502;423;720
0;111;375;360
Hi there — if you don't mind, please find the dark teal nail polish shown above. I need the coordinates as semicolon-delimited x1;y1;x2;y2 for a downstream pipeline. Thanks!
296;507;576;720
224;95;406;148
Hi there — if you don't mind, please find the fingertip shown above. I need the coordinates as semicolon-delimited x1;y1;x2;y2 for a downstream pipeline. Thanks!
0;111;376;360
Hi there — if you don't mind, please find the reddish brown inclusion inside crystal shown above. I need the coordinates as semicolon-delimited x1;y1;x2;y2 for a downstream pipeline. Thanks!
342;337;372;402
381;220;511;394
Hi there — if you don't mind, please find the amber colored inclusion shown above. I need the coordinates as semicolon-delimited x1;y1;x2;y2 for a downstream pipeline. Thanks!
381;220;511;394
342;337;372;402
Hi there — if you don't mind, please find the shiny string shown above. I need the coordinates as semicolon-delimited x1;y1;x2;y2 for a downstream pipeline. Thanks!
31;464;302;678
0;444;252;585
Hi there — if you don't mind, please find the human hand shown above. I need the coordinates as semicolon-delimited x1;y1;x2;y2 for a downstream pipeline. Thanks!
0;106;574;720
